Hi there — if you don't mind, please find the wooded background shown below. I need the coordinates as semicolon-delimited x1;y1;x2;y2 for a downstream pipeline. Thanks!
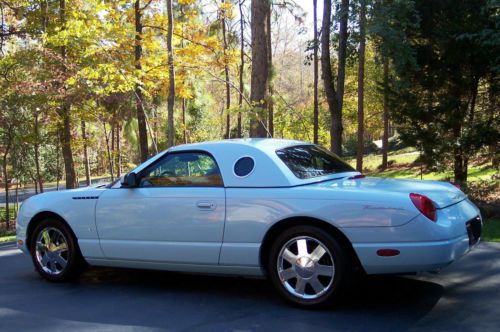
0;0;498;223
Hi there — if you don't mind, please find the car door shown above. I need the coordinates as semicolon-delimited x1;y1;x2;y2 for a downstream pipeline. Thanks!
95;151;226;265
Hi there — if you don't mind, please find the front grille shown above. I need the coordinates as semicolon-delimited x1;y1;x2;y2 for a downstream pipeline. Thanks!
466;216;482;246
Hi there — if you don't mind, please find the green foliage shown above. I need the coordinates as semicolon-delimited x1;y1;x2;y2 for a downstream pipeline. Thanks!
464;177;500;205
0;207;17;224
482;219;500;242
376;0;500;181
343;135;379;156
0;0;497;192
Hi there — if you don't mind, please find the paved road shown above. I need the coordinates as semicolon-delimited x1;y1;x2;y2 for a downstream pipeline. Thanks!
0;178;111;205
0;186;64;206
1;242;499;331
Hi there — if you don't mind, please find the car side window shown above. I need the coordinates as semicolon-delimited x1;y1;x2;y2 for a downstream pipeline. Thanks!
140;152;223;187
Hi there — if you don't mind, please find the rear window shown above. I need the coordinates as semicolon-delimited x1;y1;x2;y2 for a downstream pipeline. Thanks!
276;145;354;179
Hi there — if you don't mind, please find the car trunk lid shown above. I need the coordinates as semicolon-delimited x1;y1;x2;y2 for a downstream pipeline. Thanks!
341;177;467;208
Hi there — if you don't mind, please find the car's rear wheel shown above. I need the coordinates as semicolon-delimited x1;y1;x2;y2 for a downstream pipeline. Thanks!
30;219;85;282
268;225;353;308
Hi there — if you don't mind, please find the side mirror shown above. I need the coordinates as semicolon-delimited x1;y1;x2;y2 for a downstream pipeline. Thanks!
122;172;139;188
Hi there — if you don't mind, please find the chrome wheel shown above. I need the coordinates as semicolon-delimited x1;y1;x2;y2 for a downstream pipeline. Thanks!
277;236;335;300
35;227;69;275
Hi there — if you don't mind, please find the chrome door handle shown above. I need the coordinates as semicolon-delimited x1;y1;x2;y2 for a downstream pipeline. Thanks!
196;201;216;210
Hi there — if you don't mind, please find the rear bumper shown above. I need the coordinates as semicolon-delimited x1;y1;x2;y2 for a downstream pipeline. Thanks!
345;198;482;275
353;234;472;274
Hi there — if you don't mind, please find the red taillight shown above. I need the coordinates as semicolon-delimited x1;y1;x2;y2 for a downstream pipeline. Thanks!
348;174;366;180
410;193;437;222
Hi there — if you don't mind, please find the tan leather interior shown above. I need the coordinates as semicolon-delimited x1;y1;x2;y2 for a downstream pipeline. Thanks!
146;174;223;187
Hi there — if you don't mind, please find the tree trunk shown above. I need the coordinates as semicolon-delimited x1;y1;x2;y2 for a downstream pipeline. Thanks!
465;79;479;178
15;181;19;217
249;0;270;138
222;0;231;139
116;123;122;177
313;0;319;144
41;0;48;31
381;54;389;170
59;0;77;189
487;80;498;167
103;122;115;182
34;110;44;192
332;0;350;156
267;5;274;137
453;148;466;183
56;135;60;190
81;121;91;186
321;0;339;152
2;146;10;228
150;107;158;154
111;121;115;161
58;108;77;189
135;0;149;162
452;96;470;183
182;99;187;144
455;78;479;183
237;0;245;138
356;0;366;171
33;176;38;194
166;0;176;147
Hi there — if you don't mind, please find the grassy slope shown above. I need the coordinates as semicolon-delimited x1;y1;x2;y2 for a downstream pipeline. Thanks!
348;149;497;182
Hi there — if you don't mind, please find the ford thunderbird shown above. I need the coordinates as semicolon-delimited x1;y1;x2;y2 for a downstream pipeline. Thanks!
16;139;482;307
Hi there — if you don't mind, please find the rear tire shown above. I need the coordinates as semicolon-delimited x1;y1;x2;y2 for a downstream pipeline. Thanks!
30;219;85;282
268;225;353;308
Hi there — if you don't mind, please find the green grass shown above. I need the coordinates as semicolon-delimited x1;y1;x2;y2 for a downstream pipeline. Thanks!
356;151;420;171
482;218;500;242
348;149;498;182
373;164;497;181
0;235;15;243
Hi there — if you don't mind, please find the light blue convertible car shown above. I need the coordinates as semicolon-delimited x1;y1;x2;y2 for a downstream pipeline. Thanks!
16;139;482;307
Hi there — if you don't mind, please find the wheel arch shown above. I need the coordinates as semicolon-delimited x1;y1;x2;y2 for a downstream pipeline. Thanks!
259;216;364;275
26;211;78;250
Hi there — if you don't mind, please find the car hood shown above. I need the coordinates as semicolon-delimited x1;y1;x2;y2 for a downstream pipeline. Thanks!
329;177;467;209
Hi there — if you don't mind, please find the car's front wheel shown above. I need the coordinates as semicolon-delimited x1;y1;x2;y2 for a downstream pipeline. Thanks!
268;225;353;307
30;219;85;282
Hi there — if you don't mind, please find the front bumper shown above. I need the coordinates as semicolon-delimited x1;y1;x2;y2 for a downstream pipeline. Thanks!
16;224;29;255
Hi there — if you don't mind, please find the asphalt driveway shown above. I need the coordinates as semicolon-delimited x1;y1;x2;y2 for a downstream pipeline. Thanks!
0;241;499;331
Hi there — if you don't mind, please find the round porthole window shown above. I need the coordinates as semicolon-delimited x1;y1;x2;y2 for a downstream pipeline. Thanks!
234;157;255;177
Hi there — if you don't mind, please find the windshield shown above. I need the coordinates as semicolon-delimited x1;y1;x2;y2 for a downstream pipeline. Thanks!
276;145;355;179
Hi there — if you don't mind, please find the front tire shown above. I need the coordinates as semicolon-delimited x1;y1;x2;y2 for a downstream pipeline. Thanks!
268;225;353;308
30;219;85;282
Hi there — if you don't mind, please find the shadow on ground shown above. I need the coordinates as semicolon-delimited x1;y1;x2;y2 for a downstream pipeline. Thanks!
0;251;442;331
1;242;499;331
